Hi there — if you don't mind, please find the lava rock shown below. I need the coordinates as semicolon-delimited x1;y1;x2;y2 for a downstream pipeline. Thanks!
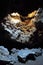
0;8;43;48
1;12;36;44
0;46;9;55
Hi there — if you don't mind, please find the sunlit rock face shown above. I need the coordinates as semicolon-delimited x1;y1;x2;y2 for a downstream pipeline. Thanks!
1;8;43;44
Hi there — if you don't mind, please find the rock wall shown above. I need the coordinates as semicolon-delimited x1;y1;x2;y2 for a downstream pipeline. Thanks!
0;8;43;49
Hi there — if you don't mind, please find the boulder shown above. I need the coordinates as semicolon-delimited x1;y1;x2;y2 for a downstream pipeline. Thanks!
0;46;9;55
17;48;35;62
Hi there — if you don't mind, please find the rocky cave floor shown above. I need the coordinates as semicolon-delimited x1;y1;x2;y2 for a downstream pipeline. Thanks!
0;46;43;65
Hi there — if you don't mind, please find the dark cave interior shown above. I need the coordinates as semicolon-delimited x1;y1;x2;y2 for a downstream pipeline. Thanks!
0;0;43;50
0;0;43;20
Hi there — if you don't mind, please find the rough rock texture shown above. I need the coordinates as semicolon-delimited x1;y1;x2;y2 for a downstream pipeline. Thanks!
0;46;18;64
1;11;36;44
0;8;43;48
0;8;43;65
0;46;9;55
17;49;35;62
0;46;42;64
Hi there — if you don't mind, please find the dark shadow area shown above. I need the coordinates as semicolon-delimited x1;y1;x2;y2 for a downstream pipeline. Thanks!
0;0;43;20
18;54;35;63
0;22;43;50
0;60;10;65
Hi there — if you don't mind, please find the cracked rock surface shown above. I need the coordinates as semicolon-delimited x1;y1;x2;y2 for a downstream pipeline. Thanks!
1;8;43;44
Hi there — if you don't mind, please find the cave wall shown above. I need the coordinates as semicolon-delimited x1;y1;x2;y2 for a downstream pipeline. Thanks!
0;0;43;20
0;0;43;49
